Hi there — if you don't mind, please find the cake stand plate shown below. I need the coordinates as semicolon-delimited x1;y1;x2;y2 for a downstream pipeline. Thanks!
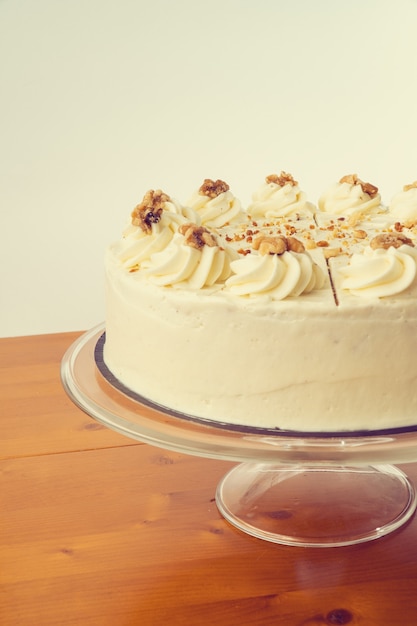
61;325;417;547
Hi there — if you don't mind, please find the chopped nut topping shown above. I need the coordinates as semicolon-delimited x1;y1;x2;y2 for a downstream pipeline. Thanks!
370;232;414;250
178;223;218;249
353;229;367;240
347;212;366;228
404;181;417;192
131;189;170;233
339;174;379;198
198;179;229;198
266;171;298;187
323;247;343;259
252;235;305;255
285;224;297;234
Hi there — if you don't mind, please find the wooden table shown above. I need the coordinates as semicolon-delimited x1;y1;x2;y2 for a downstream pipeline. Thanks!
2;332;417;625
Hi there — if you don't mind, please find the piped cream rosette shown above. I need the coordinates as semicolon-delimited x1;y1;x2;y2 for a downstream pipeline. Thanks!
337;233;417;298
225;235;326;299
389;182;417;228
146;223;237;289
186;178;243;227
114;189;200;270
248;171;315;218
318;174;385;223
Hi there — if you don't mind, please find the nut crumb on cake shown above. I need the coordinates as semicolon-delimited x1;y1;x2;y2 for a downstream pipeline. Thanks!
347;212;367;228
323;247;343;259
131;189;170;233
198;179;229;198
339;174;379;199
352;229;368;240
286;236;306;253
266;171;298;187
178;223;218;249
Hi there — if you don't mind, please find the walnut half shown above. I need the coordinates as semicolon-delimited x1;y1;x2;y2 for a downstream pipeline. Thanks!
198;179;229;198
178;223;218;249
339;174;379;199
266;171;298;187
370;232;414;250
131;189;170;233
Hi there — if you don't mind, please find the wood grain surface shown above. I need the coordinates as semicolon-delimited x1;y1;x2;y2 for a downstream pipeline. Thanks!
1;331;417;625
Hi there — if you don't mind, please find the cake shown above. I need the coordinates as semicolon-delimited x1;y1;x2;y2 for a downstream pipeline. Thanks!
103;173;417;433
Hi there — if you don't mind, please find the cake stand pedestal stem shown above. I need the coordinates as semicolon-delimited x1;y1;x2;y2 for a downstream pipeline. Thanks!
215;462;417;547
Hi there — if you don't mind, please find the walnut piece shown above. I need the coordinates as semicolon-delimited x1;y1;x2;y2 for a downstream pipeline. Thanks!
178;223;218;249
131;189;170;233
339;174;379;199
266;171;298;187
198;179;229;198
286;236;306;253
403;181;417;192
370;232;414;250
323;247;343;259
353;229;367;240
252;235;305;255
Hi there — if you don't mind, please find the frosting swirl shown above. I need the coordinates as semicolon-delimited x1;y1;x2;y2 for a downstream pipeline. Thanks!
225;251;326;299
146;233;235;289
389;183;417;227
337;245;417;298
115;223;174;270
318;175;383;219
187;180;243;227
248;175;315;217
115;192;200;270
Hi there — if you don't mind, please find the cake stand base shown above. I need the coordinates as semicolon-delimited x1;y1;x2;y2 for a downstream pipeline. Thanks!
215;462;417;547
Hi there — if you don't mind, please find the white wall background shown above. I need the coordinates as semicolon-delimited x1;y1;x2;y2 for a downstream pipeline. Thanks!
1;0;417;337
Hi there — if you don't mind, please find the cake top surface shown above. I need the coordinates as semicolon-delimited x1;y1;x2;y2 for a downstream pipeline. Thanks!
109;172;417;305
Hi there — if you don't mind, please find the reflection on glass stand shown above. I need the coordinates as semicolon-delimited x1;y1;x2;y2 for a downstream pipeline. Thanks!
61;326;417;548
216;462;415;547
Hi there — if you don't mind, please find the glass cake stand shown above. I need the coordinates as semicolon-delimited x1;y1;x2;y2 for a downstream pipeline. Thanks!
61;325;417;548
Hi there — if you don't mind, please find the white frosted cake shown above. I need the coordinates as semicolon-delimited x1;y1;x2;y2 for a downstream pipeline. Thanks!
103;174;417;432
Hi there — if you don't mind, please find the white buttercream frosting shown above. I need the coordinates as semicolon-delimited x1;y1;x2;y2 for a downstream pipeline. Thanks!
225;250;326;299
115;223;174;269
146;233;235;289
248;174;315;218
337;244;417;298
113;192;200;270
318;175;384;219
389;184;417;226
187;180;243;227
